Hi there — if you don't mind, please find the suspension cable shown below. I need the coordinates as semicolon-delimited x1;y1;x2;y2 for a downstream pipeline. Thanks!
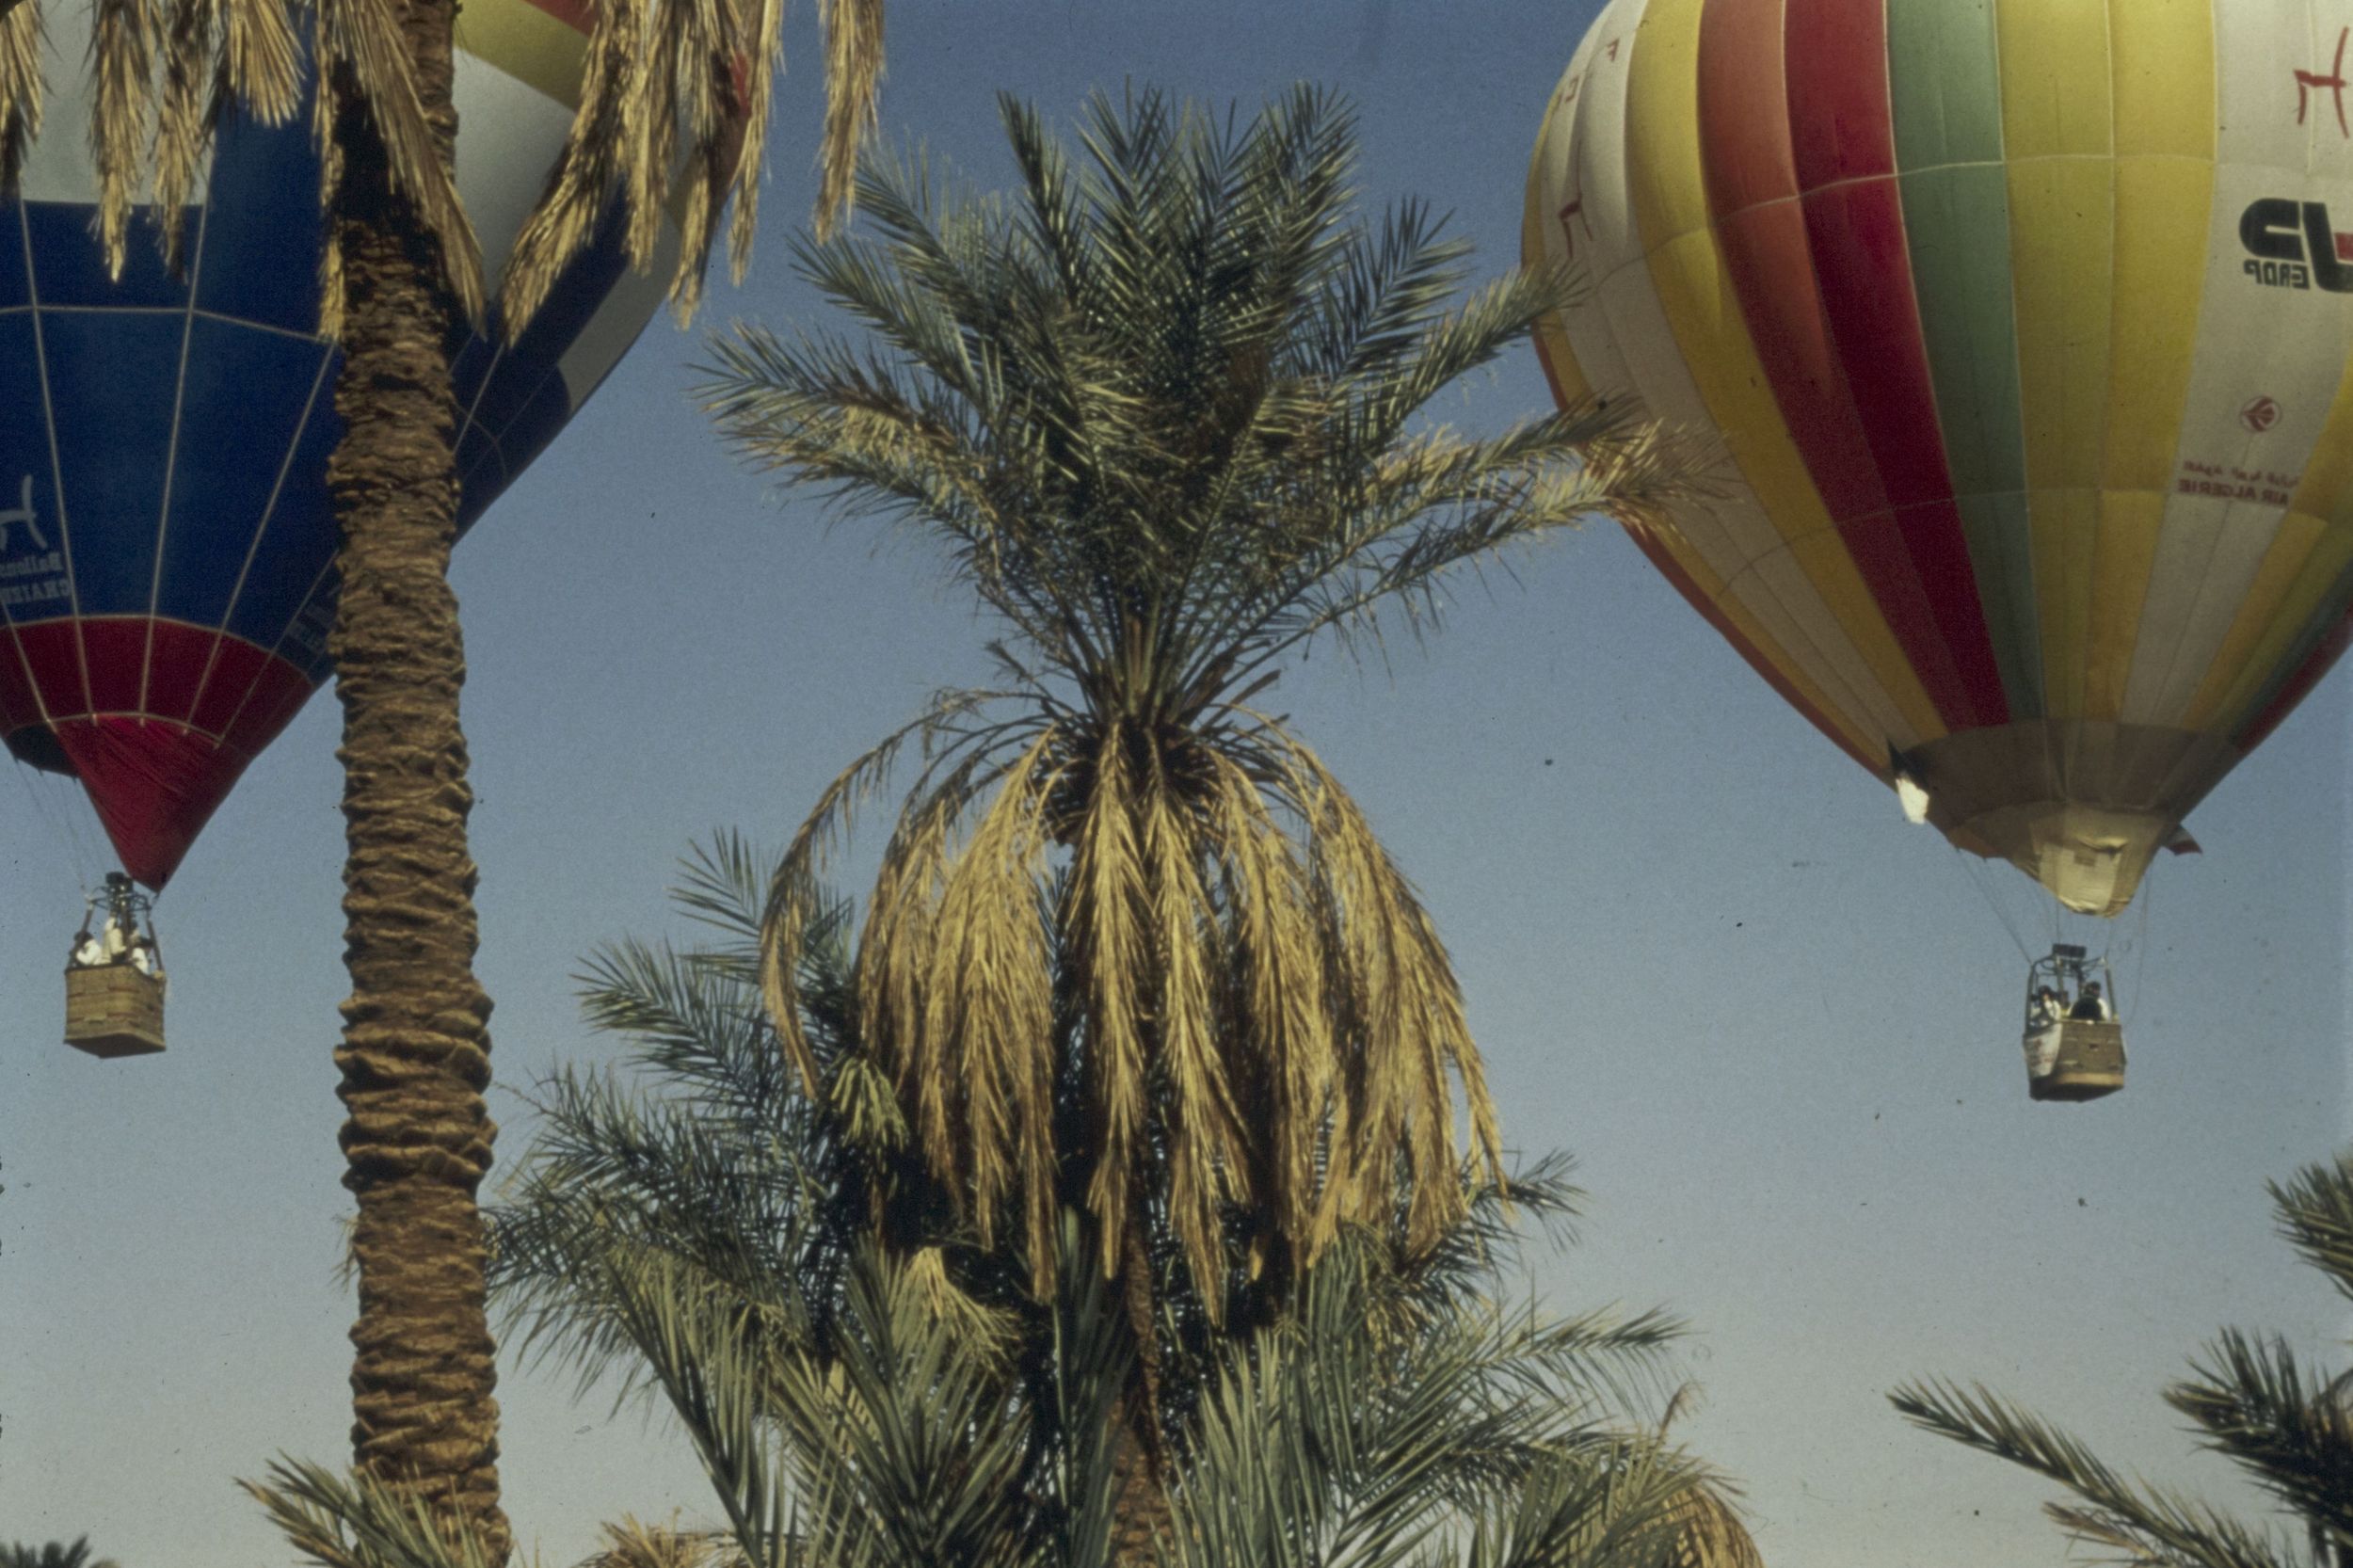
2121;861;2155;1026
11;758;95;900
1957;845;2038;965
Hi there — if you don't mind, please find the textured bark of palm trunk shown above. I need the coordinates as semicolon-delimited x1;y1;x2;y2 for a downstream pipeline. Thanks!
1108;1396;1175;1568
1110;1208;1172;1568
325;0;507;1557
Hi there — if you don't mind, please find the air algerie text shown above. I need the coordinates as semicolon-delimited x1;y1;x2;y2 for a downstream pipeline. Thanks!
2241;198;2353;290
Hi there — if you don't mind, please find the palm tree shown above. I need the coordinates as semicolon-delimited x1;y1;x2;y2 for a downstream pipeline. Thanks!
0;1541;121;1568
469;837;1747;1568
259;1201;1735;1568
0;0;883;1556
698;84;1688;1538
1891;1149;2353;1568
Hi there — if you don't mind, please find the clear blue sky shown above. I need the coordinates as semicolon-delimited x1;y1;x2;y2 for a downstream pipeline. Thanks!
3;3;2347;1564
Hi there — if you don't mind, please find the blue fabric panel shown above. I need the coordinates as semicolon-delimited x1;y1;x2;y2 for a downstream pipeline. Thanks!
458;341;533;456
40;308;183;615
0;200;28;305
508;200;631;369
478;367;572;515
24;201;191;309
194;108;324;335
448;334;497;418
0;311;73;626
155;318;332;628
455;423;508;520
223;389;339;650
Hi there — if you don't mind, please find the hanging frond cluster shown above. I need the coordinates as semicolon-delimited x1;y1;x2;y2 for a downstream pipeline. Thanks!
1892;1149;2353;1568
503;0;885;331
706;86;1696;1314
0;0;884;337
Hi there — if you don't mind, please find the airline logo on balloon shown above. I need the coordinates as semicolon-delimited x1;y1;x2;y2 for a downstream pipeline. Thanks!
0;475;47;552
0;475;68;610
2239;199;2353;291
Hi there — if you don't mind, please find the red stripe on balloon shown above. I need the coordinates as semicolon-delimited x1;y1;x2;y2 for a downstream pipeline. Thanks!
141;621;219;724
1785;0;2009;728
17;621;87;717
1698;0;2009;730
516;0;594;36
82;618;148;713
2234;605;2353;751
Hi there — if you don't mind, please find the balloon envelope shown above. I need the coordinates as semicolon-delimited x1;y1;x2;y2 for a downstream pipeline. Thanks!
1527;0;2353;915
0;0;676;886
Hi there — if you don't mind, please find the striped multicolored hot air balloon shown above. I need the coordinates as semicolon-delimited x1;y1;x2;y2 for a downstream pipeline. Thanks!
1527;0;2353;916
0;0;679;888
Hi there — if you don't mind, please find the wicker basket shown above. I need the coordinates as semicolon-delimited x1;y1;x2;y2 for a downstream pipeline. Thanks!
64;962;166;1058
2027;1019;2124;1102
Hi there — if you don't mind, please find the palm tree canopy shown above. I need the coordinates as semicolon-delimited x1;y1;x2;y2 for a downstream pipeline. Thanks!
0;1541;120;1568
272;1209;1734;1568
0;0;882;332
483;836;1708;1493
702;85;1690;1307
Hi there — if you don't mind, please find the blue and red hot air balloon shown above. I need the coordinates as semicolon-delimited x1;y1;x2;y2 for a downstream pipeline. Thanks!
1;0;679;888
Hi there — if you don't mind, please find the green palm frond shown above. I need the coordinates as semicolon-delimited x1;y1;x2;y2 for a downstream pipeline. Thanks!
2167;1330;2353;1543
1895;1151;2353;1568
1172;1235;1712;1568
0;1543;125;1568
1890;1379;2315;1568
2272;1154;2353;1304
243;1459;508;1568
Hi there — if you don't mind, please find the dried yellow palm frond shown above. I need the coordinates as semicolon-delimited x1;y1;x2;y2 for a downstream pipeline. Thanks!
1144;749;1245;1302
145;0;206;264
1072;722;1151;1274
1203;751;1337;1259
147;0;298;265
0;0;40;192
501;0;886;342
1666;1482;1766;1568
907;734;1057;1267
903;1243;1018;1365
313;0;485;324
760;699;1502;1311
89;0;154;279
760;694;1008;1084
577;1512;740;1568
494;0;632;333
218;0;296;118
309;24;344;337
806;0;878;243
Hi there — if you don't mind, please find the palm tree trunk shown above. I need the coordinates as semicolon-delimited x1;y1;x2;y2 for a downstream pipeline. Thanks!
324;0;507;1556
1110;1206;1171;1568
